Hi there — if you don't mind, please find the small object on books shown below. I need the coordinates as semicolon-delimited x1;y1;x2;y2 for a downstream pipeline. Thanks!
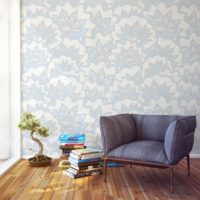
58;160;70;170
63;147;103;179
107;161;123;167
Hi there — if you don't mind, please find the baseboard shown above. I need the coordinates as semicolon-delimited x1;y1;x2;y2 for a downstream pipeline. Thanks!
190;154;200;158
0;157;20;176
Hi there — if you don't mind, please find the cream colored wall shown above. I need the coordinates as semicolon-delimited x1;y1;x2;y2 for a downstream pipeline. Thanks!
0;0;11;159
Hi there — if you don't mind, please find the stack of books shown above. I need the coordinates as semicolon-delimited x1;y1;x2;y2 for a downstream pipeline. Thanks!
63;147;103;178
59;133;86;159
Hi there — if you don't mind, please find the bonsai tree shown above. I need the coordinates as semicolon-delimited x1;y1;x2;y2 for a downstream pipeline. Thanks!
18;112;51;163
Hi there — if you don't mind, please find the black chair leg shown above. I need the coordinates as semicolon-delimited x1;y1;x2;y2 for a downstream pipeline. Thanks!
104;158;107;182
186;155;190;176
170;166;174;193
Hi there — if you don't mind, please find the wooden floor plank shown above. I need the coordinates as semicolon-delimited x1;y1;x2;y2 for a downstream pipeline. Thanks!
123;166;147;200
0;160;35;199
0;159;200;200
14;167;48;200
31;160;59;200
41;164;62;200
0;160;25;189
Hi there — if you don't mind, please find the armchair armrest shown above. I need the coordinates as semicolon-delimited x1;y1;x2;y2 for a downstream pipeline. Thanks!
164;116;196;164
100;114;137;155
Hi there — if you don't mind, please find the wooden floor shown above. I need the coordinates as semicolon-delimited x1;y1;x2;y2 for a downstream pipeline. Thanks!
0;159;200;200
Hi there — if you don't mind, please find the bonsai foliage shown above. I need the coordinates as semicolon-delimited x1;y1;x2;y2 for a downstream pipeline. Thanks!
18;112;50;157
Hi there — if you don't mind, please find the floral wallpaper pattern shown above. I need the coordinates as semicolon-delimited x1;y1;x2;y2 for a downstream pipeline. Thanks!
21;0;200;157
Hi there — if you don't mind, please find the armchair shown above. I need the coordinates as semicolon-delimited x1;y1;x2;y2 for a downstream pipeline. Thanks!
100;113;196;192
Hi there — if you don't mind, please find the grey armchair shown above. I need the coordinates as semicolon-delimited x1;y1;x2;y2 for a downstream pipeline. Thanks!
100;113;196;192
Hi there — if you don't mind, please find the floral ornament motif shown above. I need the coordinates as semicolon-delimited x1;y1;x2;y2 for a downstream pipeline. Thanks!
23;21;60;48
113;16;155;48
148;10;183;42
21;1;200;156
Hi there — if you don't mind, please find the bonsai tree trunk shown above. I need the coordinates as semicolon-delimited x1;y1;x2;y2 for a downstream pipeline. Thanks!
31;131;43;155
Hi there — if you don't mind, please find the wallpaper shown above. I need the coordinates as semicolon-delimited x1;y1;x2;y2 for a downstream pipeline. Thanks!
21;0;200;157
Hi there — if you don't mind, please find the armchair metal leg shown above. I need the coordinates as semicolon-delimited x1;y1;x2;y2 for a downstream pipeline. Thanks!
104;158;107;182
170;166;174;193
186;155;190;176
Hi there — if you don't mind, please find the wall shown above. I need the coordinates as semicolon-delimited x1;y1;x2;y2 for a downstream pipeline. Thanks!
0;0;11;159
21;0;200;157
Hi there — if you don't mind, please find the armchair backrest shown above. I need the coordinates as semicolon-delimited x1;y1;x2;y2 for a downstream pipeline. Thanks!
131;114;182;141
100;114;137;154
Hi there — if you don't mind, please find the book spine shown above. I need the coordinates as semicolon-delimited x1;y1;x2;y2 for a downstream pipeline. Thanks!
68;167;103;175
59;134;85;140
63;170;75;178
69;153;80;160
64;169;103;179
71;149;101;156
69;152;103;160
60;134;85;138
70;163;103;171
60;142;85;145
59;145;85;149
60;137;85;142
78;157;102;163
69;157;102;164
67;167;78;174
80;152;103;160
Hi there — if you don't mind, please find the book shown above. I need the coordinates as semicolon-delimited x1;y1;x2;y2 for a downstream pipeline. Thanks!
62;149;72;153
59;145;86;150
63;168;103;179
71;147;102;156
69;160;103;167
59;133;85;143
70;151;103;160
69;157;102;164
60;143;85;146
67;166;103;175
60;137;85;142
107;161;123;167
70;163;103;171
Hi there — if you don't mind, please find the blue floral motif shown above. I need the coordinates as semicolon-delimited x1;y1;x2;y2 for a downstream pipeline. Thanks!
148;10;183;42
23;22;59;47
23;47;51;69
21;1;200;156
116;21;154;47
91;11;114;36
114;46;144;69
86;40;113;64
53;10;87;41
141;81;173;102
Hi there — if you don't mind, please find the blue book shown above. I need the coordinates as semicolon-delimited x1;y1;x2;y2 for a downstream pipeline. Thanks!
62;138;85;141
59;133;85;143
60;139;85;144
107;161;123;167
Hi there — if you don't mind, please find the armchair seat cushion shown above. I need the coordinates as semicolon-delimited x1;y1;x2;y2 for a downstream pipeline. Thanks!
107;140;169;165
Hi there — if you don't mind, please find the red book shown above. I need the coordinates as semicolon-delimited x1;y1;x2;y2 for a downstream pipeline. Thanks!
60;143;84;146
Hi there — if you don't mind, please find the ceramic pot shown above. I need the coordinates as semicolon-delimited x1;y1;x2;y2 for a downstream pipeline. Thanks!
28;156;52;167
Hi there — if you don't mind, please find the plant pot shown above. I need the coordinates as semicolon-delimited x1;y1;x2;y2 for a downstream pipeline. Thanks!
28;155;52;167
